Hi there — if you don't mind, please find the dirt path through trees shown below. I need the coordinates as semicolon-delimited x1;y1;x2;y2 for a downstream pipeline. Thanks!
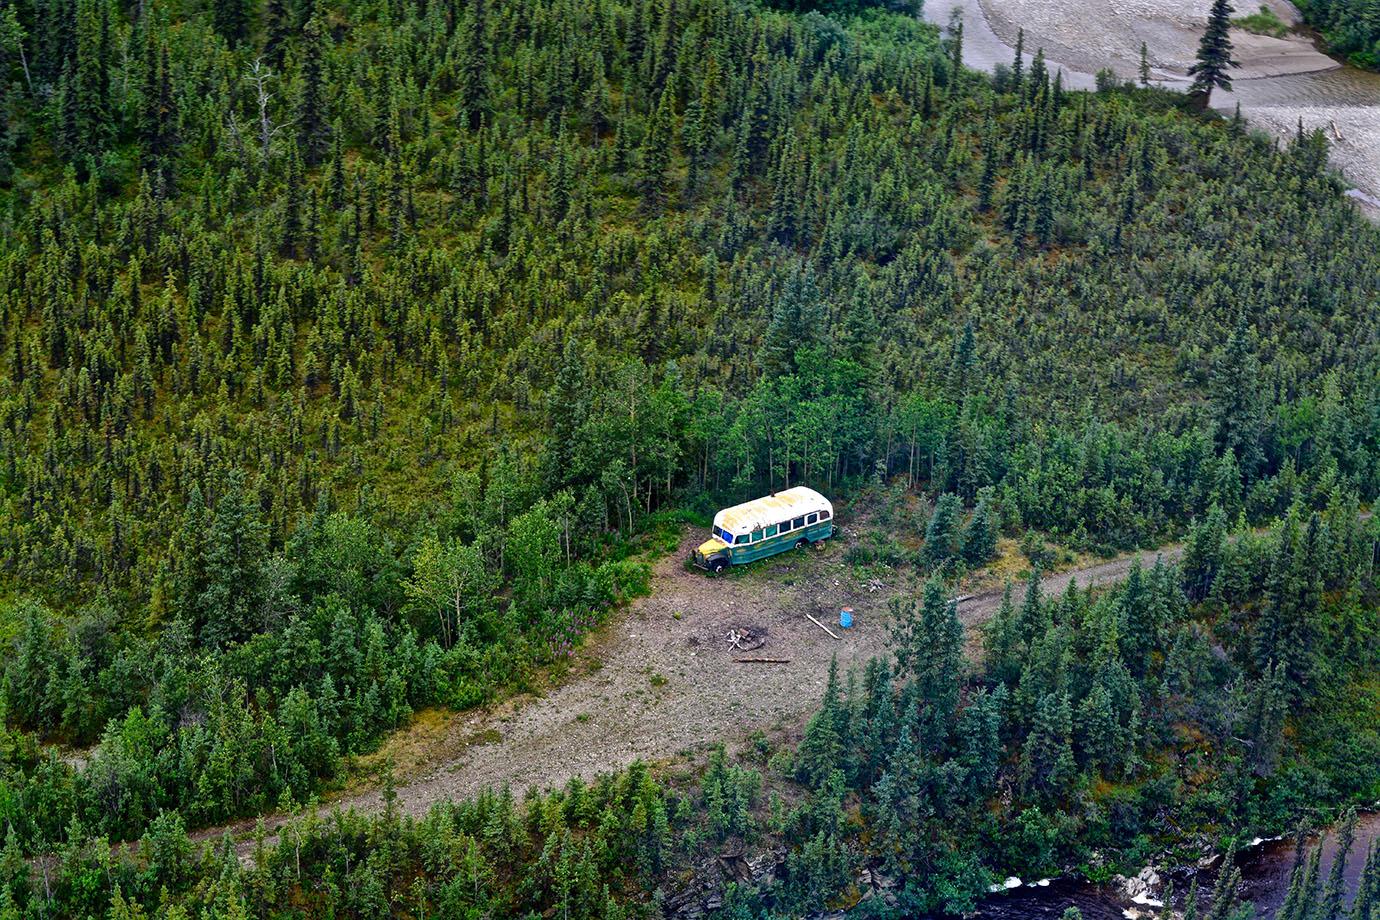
199;530;1186;855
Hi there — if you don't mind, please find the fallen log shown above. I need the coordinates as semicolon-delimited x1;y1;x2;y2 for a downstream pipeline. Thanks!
734;657;791;664
805;612;840;640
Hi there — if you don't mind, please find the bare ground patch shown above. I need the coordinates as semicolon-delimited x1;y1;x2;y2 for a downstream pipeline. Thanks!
198;524;1187;855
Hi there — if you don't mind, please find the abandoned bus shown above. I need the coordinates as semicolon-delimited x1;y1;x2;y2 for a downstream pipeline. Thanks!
691;487;836;573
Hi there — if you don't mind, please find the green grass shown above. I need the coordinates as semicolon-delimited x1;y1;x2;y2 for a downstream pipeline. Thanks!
1234;5;1290;37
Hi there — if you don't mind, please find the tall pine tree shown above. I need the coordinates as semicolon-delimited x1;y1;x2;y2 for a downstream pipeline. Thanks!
1188;0;1239;110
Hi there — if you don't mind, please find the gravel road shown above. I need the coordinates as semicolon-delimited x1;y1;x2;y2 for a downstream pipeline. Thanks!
200;529;1183;855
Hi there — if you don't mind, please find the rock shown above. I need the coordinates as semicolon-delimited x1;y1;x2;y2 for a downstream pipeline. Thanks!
1117;865;1161;902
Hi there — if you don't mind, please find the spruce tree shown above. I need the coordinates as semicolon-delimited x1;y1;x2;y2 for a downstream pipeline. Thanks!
1188;0;1239;110
961;487;998;565
1278;840;1323;920
211;0;250;45
638;89;674;212
923;492;962;566
1210;315;1264;475
947;16;962;77
984;582;1022;686
1020;690;1075;795
1203;860;1244;920
796;656;843;789
977;136;998;212
1028;48;1048;102
956;684;1003;793
264;0;292;68
909;577;963;737
947;321;978;401
197;470;268;648
456;0;488;130
1183;876;1202;920
72;0;107;161
1353;841;1379;920
1010;28;1025;93
297;15;329;165
1182;504;1228;602
1320;809;1358;920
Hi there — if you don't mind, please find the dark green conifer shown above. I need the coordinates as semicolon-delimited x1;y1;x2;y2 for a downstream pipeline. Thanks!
961;487;998;565
923;493;962;566
197;470;268;648
211;0;251;45
297;14;329;165
637;89;674;211
264;0;292;68
456;0;488;130
1020;690;1075;795
1188;0;1239;110
1010;28;1024;93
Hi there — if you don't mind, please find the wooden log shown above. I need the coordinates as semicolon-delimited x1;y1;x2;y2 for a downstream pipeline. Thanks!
735;657;792;663
805;612;840;640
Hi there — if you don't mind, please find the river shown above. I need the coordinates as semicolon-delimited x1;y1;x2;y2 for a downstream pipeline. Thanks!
906;3;1380;912
921;0;1380;216
958;810;1380;918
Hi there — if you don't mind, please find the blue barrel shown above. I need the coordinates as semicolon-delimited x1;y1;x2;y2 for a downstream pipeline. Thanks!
839;607;854;629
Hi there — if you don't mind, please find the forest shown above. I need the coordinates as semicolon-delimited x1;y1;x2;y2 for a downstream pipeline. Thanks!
1295;0;1380;68
0;0;1377;910
5;499;1378;918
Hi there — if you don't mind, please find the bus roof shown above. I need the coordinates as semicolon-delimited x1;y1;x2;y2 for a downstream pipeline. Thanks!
713;487;832;535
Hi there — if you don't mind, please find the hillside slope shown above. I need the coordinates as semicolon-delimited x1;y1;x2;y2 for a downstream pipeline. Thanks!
0;0;1377;859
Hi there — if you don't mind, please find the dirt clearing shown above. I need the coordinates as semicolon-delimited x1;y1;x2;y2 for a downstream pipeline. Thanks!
196;525;1187;857
335;530;902;821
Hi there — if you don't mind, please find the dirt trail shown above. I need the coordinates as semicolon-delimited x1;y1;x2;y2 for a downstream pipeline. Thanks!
197;530;1183;854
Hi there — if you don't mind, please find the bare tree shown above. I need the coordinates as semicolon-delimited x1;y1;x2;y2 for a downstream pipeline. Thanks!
227;58;296;169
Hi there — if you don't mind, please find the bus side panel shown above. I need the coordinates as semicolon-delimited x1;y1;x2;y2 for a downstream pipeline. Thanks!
728;521;831;566
732;536;786;565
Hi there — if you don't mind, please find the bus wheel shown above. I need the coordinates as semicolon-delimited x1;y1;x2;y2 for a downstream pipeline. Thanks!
795;538;809;550
709;558;727;574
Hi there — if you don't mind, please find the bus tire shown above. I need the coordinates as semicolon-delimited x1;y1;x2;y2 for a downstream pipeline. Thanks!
794;538;809;550
709;558;727;574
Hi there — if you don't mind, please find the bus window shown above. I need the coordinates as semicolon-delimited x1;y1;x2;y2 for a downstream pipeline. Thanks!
765;525;778;537
820;510;831;521
791;516;805;530
780;519;793;533
750;530;763;542
806;513;817;525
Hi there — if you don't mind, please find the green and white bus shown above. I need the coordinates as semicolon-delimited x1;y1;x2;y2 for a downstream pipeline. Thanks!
691;487;836;573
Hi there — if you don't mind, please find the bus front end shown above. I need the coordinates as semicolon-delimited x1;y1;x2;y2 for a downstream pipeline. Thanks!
691;536;731;573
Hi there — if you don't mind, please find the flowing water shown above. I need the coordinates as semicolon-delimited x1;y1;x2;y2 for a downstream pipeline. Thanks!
921;0;1380;214
1224;67;1380;108
923;0;1380;102
960;811;1380;918
904;3;1380;912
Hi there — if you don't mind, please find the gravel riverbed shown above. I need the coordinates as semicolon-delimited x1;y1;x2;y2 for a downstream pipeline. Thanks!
925;0;1380;218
